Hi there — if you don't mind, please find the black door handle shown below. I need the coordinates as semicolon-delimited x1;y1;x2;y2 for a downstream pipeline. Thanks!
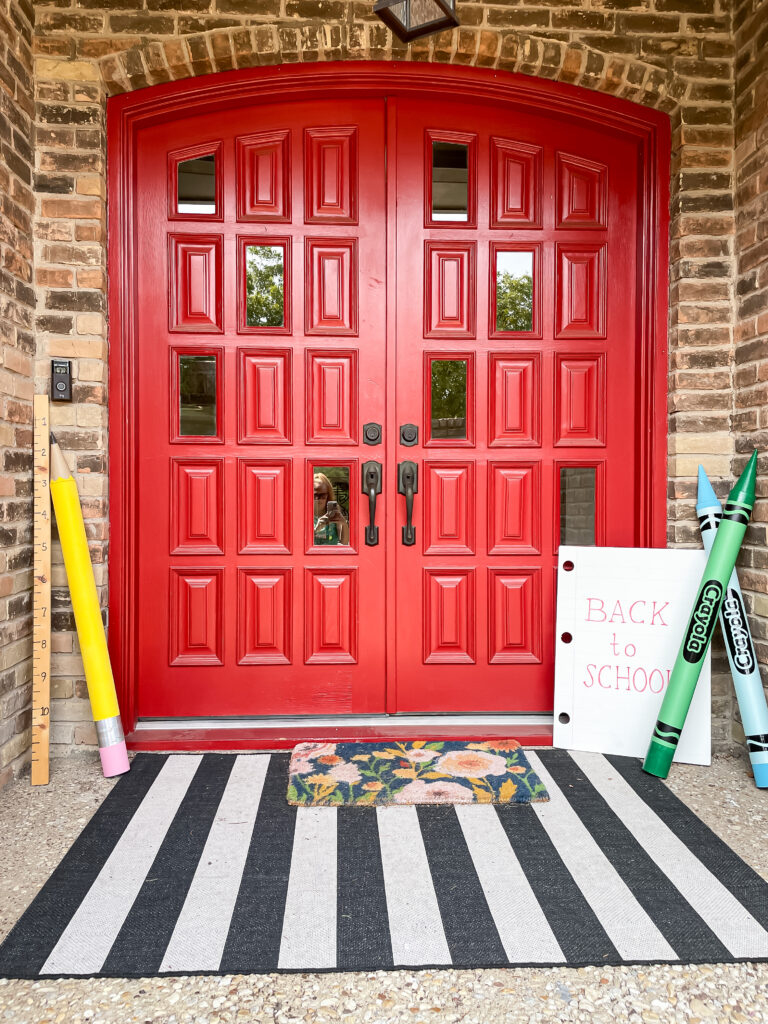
362;461;382;546
397;461;418;546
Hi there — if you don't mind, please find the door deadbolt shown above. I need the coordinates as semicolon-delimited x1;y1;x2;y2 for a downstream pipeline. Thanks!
400;423;418;446
363;422;382;445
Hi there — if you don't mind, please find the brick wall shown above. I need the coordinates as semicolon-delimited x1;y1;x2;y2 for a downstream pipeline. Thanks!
33;51;107;756
733;0;768;743
0;0;34;789
0;0;758;773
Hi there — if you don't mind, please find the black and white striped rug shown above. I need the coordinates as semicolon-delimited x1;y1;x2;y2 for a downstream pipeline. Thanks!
2;750;768;978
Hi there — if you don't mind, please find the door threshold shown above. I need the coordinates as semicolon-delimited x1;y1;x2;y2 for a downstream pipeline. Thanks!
127;714;554;752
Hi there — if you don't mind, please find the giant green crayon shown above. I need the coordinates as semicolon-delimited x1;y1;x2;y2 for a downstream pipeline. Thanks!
697;466;768;788
644;451;758;778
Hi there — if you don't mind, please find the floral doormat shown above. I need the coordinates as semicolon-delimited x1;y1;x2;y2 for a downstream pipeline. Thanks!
287;740;549;806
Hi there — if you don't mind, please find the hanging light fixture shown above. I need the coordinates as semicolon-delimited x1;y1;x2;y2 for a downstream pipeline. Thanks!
373;0;459;42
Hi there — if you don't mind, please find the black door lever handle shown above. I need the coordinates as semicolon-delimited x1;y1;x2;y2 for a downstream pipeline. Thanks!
362;461;382;546
397;460;418;546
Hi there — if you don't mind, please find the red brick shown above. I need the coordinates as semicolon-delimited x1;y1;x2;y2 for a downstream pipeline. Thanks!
76;268;105;290
74;223;104;242
35;267;73;287
40;198;103;220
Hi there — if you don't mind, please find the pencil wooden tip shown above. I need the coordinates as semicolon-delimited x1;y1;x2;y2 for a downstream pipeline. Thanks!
49;439;72;481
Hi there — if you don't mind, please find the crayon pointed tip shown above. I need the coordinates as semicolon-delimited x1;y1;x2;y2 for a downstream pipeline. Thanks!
728;449;759;508
696;465;720;513
49;431;57;444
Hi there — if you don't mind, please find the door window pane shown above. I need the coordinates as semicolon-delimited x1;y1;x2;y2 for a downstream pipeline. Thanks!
495;250;534;333
245;245;285;328
432;141;468;221
179;354;217;436
560;467;596;545
177;154;216;214
431;359;467;440
312;466;350;546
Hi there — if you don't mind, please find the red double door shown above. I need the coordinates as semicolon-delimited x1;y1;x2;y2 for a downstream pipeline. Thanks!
135;94;640;718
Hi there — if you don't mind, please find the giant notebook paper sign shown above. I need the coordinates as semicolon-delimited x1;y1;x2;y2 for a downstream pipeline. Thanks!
554;546;711;766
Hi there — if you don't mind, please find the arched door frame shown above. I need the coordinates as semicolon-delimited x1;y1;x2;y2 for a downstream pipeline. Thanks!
107;62;670;736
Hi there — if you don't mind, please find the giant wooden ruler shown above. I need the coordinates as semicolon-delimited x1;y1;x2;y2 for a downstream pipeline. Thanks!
32;395;51;785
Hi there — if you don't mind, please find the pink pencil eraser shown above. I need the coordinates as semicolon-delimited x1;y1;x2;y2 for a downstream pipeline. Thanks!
99;740;130;778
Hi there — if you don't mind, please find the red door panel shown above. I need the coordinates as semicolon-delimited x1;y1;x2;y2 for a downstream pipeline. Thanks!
392;97;639;713
129;86;649;722
135;99;387;717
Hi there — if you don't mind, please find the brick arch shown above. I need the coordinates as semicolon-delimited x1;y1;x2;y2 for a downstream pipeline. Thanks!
95;22;682;116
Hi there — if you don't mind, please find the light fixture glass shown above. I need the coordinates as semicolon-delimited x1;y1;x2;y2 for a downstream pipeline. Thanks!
373;0;459;42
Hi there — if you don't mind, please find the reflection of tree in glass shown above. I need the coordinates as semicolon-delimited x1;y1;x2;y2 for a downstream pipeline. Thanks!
246;246;284;327
431;360;467;439
496;272;533;332
431;360;467;419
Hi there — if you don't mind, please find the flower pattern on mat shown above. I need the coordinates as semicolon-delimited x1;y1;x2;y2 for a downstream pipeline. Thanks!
287;740;549;806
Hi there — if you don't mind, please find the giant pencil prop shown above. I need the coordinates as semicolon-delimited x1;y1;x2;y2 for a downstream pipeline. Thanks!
644;450;758;779
697;465;768;788
50;435;130;778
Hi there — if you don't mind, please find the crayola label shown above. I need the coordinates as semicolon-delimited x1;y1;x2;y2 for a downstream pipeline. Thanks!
652;720;682;747
722;589;757;675
722;502;750;526
683;580;723;663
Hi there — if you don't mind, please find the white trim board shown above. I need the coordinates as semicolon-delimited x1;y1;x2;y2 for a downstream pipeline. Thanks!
135;714;554;732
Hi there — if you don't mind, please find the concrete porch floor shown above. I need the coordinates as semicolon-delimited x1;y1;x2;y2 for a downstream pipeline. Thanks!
0;752;767;1024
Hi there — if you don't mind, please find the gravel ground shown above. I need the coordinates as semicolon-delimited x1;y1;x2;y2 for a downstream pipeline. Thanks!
1;751;768;1023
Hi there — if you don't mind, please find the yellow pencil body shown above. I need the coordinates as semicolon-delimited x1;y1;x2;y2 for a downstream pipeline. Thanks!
50;475;119;721
50;439;129;777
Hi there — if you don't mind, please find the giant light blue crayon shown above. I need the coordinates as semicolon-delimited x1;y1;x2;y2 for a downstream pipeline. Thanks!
644;451;759;779
697;465;768;788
